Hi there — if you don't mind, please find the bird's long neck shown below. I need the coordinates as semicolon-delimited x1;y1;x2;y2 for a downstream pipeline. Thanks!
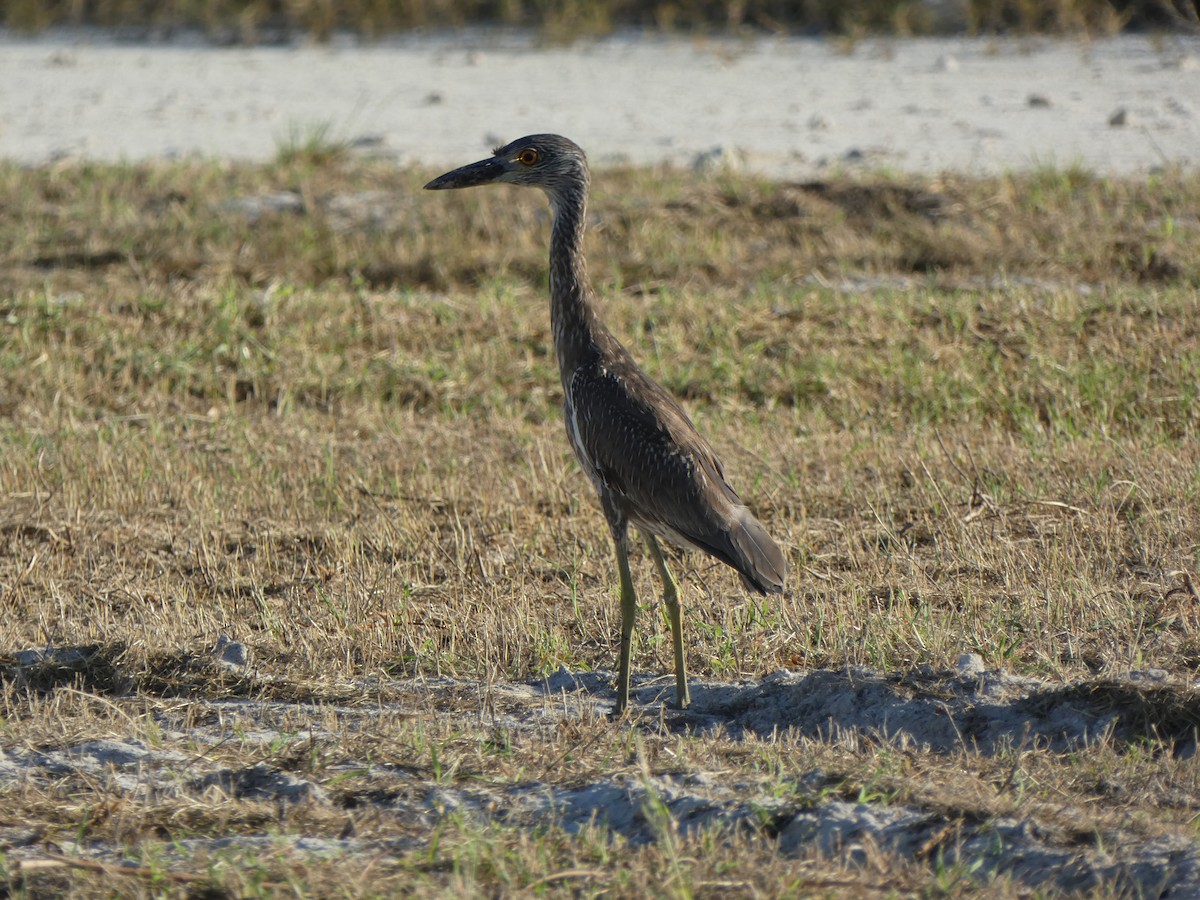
546;176;604;389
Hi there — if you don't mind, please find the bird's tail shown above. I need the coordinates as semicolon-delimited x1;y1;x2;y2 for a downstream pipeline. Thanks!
728;506;787;595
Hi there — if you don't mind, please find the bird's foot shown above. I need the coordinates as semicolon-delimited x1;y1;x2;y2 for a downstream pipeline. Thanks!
673;683;691;710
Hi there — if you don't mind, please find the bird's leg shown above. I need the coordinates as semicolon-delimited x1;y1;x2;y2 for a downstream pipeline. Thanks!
613;529;638;715
645;535;690;710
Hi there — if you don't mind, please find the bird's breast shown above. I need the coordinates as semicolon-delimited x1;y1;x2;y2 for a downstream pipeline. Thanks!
562;393;603;495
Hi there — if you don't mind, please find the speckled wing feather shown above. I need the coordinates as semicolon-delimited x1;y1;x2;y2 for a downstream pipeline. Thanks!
568;357;786;594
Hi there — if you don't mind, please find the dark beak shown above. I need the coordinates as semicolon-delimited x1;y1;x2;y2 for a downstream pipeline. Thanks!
424;157;506;190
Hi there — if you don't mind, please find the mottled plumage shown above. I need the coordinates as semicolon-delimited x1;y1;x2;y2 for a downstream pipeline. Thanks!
426;134;786;712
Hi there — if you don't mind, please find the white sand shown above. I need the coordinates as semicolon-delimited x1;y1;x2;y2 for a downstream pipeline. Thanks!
1;30;1198;174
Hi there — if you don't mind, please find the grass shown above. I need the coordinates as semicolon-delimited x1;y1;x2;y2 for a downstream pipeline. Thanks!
3;0;1195;40
0;154;1198;894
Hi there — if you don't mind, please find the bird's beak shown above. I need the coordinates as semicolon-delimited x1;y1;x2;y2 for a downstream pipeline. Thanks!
424;157;506;190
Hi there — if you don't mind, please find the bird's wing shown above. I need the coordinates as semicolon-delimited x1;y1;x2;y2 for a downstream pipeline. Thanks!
568;361;739;546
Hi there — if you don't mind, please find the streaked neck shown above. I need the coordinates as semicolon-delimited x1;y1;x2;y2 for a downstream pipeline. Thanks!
546;177;603;386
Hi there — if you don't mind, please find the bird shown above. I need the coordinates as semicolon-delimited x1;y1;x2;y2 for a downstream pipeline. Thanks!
425;134;786;714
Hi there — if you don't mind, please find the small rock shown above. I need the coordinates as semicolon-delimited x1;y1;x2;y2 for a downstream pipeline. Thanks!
956;653;986;678
1108;108;1131;127
543;666;580;693
934;54;959;72
348;134;386;149
1027;94;1052;108
691;145;745;173
214;635;249;668
807;114;832;131
841;147;886;165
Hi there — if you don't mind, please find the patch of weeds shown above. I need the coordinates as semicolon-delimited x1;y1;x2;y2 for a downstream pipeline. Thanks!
274;121;350;169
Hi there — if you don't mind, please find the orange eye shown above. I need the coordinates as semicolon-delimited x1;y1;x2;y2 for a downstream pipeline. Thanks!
516;148;539;166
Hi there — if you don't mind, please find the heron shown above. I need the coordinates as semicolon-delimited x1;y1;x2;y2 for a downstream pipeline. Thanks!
425;134;787;714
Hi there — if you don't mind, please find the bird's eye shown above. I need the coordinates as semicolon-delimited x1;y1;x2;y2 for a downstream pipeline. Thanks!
516;148;539;166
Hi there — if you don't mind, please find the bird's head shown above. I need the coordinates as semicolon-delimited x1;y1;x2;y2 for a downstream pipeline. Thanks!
424;134;588;198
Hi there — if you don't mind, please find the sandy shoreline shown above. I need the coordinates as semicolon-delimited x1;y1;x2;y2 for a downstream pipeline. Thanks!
2;30;1199;175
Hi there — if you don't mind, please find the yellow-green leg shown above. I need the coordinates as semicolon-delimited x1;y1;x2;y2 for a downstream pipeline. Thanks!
646;535;690;709
613;532;639;715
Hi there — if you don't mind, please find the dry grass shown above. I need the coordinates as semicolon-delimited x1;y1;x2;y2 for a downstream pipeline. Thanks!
3;0;1192;39
1;153;1199;895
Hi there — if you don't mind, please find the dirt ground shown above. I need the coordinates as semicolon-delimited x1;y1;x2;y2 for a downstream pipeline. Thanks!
4;645;1200;895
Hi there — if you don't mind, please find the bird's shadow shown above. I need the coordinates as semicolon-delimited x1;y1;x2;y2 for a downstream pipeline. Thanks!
535;665;1200;757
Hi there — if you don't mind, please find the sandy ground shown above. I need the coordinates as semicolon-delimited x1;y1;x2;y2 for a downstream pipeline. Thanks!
2;30;1199;175
3;647;1199;894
